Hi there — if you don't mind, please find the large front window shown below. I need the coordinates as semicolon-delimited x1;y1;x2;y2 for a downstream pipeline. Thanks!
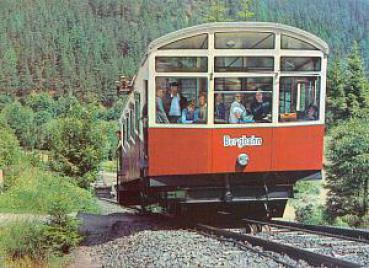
156;57;208;72
279;76;320;122
215;57;274;72
215;32;275;49
155;77;208;124
214;77;273;124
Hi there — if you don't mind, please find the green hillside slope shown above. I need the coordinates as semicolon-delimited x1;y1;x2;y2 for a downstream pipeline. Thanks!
0;0;368;100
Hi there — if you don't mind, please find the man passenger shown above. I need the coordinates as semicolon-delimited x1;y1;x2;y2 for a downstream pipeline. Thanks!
229;93;254;123
163;82;187;123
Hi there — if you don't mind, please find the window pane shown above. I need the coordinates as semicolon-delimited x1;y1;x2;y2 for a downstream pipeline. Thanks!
214;77;273;124
159;34;208;49
215;57;274;72
134;93;140;131
214;77;273;92
215;32;274;49
155;57;208;72
281;35;318;50
281;57;321;71
125;117;129;143
279;77;320;122
130;104;134;137
155;77;208;124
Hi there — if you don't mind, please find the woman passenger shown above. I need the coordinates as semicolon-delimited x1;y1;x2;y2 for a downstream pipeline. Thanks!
196;94;207;123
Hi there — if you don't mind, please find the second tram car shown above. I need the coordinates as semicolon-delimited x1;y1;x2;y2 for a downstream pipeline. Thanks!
117;22;329;219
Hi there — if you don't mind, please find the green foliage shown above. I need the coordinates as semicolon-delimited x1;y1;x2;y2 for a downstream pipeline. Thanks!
0;124;22;170
202;0;228;22
0;94;14;111
45;102;108;188
295;203;327;225
345;42;369;118
1;0;369;101
325;117;369;225
0;221;50;260
0;166;98;213
326;58;347;125
237;0;254;21
326;42;369;126
0;213;81;262
291;180;326;225
1;102;35;148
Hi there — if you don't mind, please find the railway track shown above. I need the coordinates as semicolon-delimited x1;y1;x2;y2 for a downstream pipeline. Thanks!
95;199;369;267
197;217;369;268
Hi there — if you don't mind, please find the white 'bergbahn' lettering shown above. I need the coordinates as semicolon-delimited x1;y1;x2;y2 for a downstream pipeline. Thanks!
223;135;263;148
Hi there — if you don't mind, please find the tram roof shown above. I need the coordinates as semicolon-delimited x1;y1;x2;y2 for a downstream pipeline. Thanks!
147;22;329;55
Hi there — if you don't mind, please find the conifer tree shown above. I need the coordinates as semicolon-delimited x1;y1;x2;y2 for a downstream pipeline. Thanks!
326;57;347;124
345;41;369;118
202;0;228;22
237;0;254;21
325;118;369;224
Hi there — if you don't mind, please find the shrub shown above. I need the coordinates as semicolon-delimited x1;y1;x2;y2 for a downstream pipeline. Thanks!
0;221;49;260
0;125;22;170
0;215;81;262
294;203;326;225
0;166;98;214
1;102;35;148
46;115;108;188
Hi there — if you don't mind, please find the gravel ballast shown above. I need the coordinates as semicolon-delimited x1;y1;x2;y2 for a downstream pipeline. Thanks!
85;228;280;267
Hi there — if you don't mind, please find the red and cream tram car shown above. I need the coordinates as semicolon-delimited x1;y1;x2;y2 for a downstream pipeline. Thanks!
117;22;329;219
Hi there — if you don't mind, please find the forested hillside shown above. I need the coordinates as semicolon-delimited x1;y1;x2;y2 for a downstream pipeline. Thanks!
1;0;369;100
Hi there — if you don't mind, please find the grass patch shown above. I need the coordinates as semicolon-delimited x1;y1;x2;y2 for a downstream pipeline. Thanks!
0;166;98;214
0;200;82;266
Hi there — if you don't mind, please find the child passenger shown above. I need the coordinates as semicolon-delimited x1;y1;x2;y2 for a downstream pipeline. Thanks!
181;101;199;124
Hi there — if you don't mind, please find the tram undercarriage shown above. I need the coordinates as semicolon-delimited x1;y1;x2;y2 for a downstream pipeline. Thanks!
117;170;321;219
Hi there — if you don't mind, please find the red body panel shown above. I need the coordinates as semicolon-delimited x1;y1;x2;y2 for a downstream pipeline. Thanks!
148;125;324;176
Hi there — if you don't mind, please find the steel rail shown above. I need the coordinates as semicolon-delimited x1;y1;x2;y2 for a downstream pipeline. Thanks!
271;219;369;243
197;224;363;268
242;218;369;244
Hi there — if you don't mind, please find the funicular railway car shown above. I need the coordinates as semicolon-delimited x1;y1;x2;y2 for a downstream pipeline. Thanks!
117;22;329;219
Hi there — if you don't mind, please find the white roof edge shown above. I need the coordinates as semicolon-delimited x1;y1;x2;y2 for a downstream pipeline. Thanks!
148;22;329;55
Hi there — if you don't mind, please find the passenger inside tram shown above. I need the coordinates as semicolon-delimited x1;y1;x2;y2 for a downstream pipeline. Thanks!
304;104;319;120
197;93;207;123
250;90;271;122
181;101;199;124
229;94;254;123
214;93;226;123
163;82;188;123
155;88;169;123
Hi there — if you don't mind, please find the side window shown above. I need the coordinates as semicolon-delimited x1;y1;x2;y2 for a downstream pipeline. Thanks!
281;35;318;50
123;117;128;145
126;116;130;142
155;77;208;124
214;77;273;124
281;57;321;72
134;93;140;132
130;104;134;137
158;34;208;49
156;57;208;72
279;76;320;122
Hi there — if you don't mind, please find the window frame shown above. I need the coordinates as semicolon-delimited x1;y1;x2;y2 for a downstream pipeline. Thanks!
148;30;327;128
